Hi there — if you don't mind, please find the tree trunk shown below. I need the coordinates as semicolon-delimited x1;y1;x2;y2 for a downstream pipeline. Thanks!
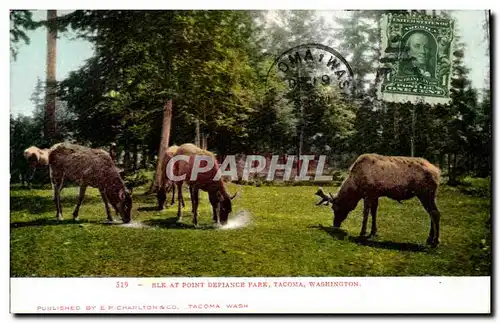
449;153;459;185
410;104;416;157
109;142;117;164
201;133;209;150
468;152;472;175
297;128;303;174
44;10;57;143
195;119;201;147
149;100;173;194
116;147;123;166
446;153;451;177
438;152;444;171
123;146;131;171
141;146;148;169
132;143;138;171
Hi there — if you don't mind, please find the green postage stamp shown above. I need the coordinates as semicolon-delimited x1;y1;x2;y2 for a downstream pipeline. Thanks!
378;13;455;105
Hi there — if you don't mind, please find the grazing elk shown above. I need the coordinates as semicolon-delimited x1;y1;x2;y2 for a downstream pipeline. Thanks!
48;143;133;223
156;145;180;210
170;143;237;227
316;153;441;247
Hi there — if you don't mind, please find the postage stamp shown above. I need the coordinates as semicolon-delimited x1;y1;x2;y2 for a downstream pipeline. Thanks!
377;13;455;104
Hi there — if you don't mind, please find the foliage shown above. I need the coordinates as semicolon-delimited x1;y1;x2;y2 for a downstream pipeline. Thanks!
54;11;265;160
10;78;77;185
10;10;491;183
456;176;491;199
10;10;39;60
123;169;150;188
10;114;45;185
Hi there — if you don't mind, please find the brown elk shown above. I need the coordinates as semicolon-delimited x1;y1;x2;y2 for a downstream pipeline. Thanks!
169;143;237;227
48;143;133;223
316;154;441;247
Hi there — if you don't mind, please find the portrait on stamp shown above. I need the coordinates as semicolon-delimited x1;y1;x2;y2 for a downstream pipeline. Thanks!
398;31;437;78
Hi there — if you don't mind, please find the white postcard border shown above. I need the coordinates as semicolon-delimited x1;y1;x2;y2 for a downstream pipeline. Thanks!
10;276;491;314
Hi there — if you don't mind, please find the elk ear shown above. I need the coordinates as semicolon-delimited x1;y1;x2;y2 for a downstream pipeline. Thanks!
216;190;225;202
230;187;242;200
125;182;134;195
119;188;126;200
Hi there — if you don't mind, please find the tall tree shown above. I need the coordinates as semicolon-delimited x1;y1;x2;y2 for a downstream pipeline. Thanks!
45;10;57;143
151;100;173;193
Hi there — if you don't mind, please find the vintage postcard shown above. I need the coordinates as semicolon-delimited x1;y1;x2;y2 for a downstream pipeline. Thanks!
9;8;491;315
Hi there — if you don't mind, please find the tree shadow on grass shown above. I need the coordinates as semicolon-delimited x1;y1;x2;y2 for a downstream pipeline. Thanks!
136;203;180;212
10;194;104;214
10;218;110;229
311;224;428;252
137;206;161;212
10;184;52;191
9;186;32;192
144;217;215;230
133;190;190;212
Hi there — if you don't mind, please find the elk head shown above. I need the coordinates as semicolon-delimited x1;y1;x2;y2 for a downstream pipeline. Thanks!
114;187;133;223
156;188;166;211
315;187;348;228
213;190;239;225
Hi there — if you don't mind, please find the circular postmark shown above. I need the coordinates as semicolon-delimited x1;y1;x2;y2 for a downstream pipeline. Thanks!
265;43;355;98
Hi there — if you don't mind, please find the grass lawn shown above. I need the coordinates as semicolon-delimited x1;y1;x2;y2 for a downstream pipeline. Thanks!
10;181;491;277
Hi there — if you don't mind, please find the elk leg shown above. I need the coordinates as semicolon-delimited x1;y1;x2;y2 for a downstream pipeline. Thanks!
208;193;219;224
212;205;218;224
52;175;64;221
188;185;193;213
360;199;371;237
28;168;35;189
100;189;113;222
176;182;183;220
190;186;200;227
426;210;436;245
28;167;36;189
72;185;87;221
170;183;176;206
369;198;379;237
157;185;166;210
181;185;185;208
419;194;441;247
431;200;441;246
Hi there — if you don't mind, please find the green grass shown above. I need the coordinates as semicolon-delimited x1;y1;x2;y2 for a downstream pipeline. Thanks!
457;176;491;198
10;181;491;277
